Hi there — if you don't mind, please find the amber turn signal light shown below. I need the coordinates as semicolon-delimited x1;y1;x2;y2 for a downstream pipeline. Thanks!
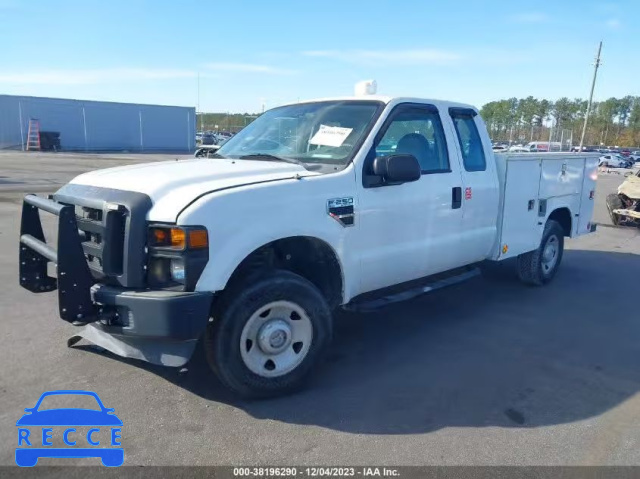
169;228;186;248
150;226;207;250
188;229;208;249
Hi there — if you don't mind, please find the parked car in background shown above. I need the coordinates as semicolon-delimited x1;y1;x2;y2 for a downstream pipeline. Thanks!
508;145;529;152
201;133;217;146
492;145;508;153
599;154;629;168
527;141;562;152
571;146;596;152
629;151;640;162
606;169;640;226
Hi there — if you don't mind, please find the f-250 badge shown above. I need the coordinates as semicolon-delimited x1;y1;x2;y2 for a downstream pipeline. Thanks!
327;197;355;227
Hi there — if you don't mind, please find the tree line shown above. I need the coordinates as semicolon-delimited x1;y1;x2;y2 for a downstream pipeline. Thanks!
480;96;640;147
197;96;640;148
196;112;259;133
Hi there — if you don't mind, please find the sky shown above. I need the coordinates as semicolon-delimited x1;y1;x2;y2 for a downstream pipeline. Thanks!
0;0;637;113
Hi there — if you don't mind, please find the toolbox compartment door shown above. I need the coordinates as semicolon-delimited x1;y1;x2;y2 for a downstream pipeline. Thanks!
495;158;543;260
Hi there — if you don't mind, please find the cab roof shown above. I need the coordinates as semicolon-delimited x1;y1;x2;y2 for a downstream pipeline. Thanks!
282;96;478;112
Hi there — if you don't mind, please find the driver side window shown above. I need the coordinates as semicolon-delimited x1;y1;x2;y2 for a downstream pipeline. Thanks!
374;106;450;174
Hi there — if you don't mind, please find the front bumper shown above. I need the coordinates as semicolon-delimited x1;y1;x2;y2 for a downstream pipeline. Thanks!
91;285;212;340
18;194;213;367
69;286;212;367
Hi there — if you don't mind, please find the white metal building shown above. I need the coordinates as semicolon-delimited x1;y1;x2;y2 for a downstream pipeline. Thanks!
0;94;196;152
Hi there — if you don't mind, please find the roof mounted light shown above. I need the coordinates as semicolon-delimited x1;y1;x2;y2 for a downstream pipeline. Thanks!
354;80;377;96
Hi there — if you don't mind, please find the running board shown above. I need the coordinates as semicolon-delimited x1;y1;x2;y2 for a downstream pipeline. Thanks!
344;267;480;313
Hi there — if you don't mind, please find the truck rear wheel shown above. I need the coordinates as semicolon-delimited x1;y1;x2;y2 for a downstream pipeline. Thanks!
205;270;332;398
517;220;564;286
606;193;623;226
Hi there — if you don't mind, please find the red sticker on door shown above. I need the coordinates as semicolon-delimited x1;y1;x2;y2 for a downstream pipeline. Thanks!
465;187;472;200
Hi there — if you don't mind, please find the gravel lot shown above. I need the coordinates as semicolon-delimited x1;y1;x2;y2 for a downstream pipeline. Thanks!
0;151;639;467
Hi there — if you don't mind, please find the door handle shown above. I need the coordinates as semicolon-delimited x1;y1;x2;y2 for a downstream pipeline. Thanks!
452;187;462;209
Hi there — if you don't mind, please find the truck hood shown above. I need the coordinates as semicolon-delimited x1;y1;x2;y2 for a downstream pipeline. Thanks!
618;174;640;199
70;158;318;221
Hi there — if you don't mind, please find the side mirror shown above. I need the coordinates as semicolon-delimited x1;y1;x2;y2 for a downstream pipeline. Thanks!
373;154;421;184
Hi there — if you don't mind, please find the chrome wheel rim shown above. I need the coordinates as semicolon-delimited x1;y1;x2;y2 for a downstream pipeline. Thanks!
240;300;313;378
541;235;559;274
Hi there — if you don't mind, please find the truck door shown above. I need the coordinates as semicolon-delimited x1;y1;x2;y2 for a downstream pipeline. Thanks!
356;103;465;294
447;109;500;265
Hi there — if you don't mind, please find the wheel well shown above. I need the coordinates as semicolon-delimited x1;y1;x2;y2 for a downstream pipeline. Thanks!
548;208;572;236
227;237;343;309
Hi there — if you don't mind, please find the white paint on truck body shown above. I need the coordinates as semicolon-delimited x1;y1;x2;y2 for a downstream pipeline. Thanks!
68;96;598;304
492;153;598;261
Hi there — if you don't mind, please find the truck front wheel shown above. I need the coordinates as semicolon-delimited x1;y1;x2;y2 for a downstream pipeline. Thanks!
205;270;332;398
517;220;564;286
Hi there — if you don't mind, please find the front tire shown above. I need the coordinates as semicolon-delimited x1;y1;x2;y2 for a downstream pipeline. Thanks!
517;220;564;286
205;270;332;398
606;193;623;226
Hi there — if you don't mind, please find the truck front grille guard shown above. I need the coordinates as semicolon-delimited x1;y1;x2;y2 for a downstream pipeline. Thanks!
76;204;126;278
19;194;97;323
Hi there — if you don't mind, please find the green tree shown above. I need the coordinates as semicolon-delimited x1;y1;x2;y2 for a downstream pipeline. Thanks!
598;98;619;145
519;96;539;141
615;96;634;142
551;97;573;130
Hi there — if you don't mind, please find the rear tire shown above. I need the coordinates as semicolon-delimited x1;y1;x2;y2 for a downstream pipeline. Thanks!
205;270;332;398
517;220;564;286
606;193;623;226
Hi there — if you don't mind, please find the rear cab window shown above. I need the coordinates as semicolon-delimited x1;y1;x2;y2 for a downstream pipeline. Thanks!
449;108;487;172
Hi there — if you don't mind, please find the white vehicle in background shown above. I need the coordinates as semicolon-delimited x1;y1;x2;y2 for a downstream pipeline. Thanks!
599;154;628;168
18;93;599;398
527;141;562;152
492;145;508;153
630;151;640;162
509;145;529;153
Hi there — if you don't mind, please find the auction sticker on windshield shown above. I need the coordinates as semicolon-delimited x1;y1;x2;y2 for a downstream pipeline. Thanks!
309;125;353;147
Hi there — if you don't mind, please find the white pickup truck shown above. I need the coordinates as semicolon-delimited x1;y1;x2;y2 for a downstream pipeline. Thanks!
19;95;598;397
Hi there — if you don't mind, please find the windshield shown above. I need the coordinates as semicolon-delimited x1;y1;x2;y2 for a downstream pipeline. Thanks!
216;101;382;169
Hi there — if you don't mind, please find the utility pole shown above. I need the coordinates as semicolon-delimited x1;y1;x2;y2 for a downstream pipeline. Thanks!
197;73;201;132
578;41;602;152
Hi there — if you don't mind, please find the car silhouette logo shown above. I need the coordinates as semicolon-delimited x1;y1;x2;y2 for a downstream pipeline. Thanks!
16;390;123;467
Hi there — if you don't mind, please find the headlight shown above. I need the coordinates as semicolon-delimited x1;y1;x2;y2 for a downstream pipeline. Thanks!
147;225;209;291
148;257;171;284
